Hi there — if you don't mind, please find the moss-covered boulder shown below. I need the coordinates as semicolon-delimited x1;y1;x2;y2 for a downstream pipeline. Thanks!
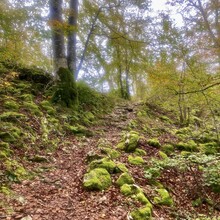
134;192;152;207
128;155;145;165
115;163;128;173
89;158;116;173
100;147;121;159
116;173;134;186
153;188;174;206
147;138;161;148
130;206;152;220
83;168;111;190
117;131;140;152
120;184;134;196
134;148;147;156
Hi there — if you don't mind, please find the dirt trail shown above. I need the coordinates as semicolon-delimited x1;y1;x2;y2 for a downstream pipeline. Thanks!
3;102;141;220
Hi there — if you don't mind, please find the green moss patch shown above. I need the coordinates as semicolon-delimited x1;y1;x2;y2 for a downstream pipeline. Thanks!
89;158;116;173
83;168;112;190
161;144;174;155
0;112;26;122
0;123;22;143
134;148;147;156
175;140;198;152
40;100;56;115
147;138;161;148
153;188;174;206
130;206;152;220
115;163;128;173
128;155;145;165
4;100;19;110
22;101;42;116
100;147;121;159
116;172;134;186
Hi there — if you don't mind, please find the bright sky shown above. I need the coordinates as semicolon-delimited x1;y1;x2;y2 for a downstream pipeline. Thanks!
151;0;167;10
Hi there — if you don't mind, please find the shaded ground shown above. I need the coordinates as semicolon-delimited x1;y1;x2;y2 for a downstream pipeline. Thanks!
1;102;220;220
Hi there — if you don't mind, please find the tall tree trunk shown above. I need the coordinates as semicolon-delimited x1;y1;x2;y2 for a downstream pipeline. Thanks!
49;0;67;75
68;0;78;80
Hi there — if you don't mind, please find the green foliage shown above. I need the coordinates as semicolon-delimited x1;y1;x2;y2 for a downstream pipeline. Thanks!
22;101;43;116
83;168;112;190
40;100;56;115
134;148;147;156
0;123;22;143
175;140;198;152
161;144;174;155
0;112;26;122
128;155;145;165
4;100;19;110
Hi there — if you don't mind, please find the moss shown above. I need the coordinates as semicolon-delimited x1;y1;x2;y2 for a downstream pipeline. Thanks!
0;186;12;196
0;142;12;158
153;188;174;206
100;147;121;159
124;131;140;152
199;142;218;155
116;142;125;150
130;206;152;220
192;198;202;207
180;151;191;157
20;94;33;102
116;173;134;186
161;144;174;155
0;112;26;122
52;67;78;107
22;101;42;116
116;163;128;173
147;138;161;148
175;140;198;152
83;168;111;190
0;123;22;143
4;100;19;110
158;151;168;160
134;148;147;156
128;155;145;165
89;158;116;173
40;100;56;115
120;184;134;196
159;115;171;123
135;192;152;207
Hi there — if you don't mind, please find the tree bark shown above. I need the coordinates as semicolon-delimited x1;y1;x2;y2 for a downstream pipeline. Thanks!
67;0;78;80
49;0;67;75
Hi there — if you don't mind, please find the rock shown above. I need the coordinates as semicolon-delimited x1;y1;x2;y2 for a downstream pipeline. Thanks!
130;205;152;220
89;158;116;173
153;188;174;206
100;147;121;159
116;173;134;186
28;155;49;163
21;216;32;220
86;150;103;163
128;155;145;165
83;168;111;190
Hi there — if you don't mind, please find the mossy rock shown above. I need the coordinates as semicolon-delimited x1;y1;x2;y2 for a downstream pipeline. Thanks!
175;140;198;152
153;188;174;206
134;148;147;156
115;163;128;173
4;100;19;110
128;155;145;165
199;142;218;155
116;172;134;186
147;138;161;148
40;100;56;115
83;168;111;190
0;112;26;122
158;151;168;160
124;131;140;152
180;151;191;157
100;147;121;159
135;192;152;207
120;184;142;196
86;150;103;163
161;144;174;155
22;101;42;116
130;205;152;220
0;142;12;158
89;158;116;173
0;123;22;143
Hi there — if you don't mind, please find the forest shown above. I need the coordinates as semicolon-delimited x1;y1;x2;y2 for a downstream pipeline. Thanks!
0;0;220;219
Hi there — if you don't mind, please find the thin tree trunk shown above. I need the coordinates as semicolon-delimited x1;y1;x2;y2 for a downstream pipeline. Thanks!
67;0;78;80
49;0;67;75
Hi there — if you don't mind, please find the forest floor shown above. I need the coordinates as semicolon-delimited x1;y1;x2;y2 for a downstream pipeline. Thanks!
1;101;220;220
